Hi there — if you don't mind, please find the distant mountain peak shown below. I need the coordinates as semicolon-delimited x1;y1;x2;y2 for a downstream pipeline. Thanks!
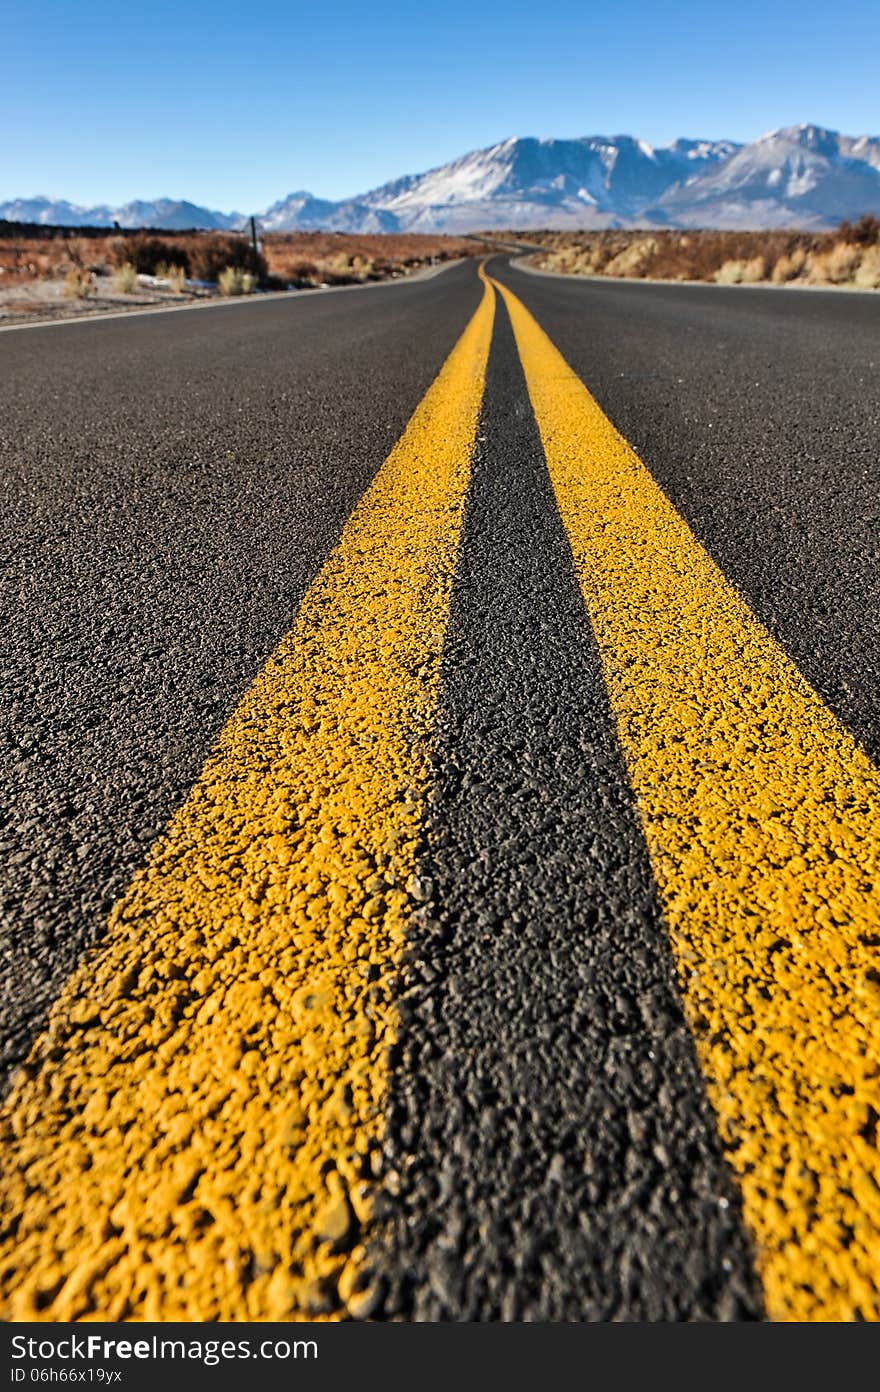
0;195;244;231
3;126;878;234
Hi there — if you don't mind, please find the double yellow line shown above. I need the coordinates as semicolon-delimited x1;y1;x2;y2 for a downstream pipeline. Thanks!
496;279;880;1322
3;265;880;1323
0;271;495;1323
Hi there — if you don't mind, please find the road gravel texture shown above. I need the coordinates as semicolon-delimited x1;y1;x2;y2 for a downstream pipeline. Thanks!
1;256;878;1321
0;270;480;1085
377;299;762;1319
509;261;880;764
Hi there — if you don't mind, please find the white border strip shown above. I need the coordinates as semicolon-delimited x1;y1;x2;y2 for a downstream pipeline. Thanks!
513;253;880;298
0;257;461;334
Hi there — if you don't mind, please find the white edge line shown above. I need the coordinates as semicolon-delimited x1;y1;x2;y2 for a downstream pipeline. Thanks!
0;257;462;335
513;254;880;298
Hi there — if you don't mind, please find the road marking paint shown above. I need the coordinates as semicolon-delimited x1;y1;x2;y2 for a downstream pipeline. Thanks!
0;271;495;1322
494;274;880;1322
0;259;462;334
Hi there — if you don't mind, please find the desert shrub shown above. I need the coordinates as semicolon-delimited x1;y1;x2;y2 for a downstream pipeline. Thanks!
311;252;364;285
808;242;861;284
189;235;265;284
63;267;95;298
771;247;808;283
543;245;599;276
528;229;837;287
65;238;87;269
283;259;320;286
854;244;880;289
838;214;880;246
218;266;257;295
256;232;481;286
604;237;659;278
544;249;571;273
156;262;187;293
738;254;766;283
218;267;241;296
112;235;190;276
714;259;748;285
112;262;138;293
714;256;765;285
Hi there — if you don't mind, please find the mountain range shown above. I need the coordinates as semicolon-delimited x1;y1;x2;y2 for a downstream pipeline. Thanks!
4;125;880;234
0;196;245;232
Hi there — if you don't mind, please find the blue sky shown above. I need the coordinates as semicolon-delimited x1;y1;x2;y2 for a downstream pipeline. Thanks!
5;0;880;210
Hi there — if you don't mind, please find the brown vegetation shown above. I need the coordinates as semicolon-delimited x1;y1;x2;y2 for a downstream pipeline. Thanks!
62;266;95;299
105;232;266;282
514;215;880;290
0;225;486;297
260;232;484;287
0;233;111;287
111;262;139;294
218;266;258;296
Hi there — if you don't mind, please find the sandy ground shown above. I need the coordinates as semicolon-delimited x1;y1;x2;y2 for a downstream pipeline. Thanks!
0;260;465;328
0;272;219;325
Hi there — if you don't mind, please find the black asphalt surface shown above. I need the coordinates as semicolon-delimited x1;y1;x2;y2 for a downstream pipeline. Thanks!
2;255;878;1320
0;266;481;1084
496;258;880;765
378;298;762;1319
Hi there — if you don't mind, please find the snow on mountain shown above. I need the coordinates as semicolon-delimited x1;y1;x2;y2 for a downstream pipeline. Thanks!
113;199;245;231
649;125;880;229
0;197;113;226
354;135;739;230
0;196;244;230
4;127;879;234
261;127;878;232
259;191;400;233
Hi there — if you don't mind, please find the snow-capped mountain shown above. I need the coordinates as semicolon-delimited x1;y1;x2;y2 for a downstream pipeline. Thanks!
259;191;398;233
351;126;880;230
3;127;879;233
650;125;880;228
0;196;244;231
354;135;740;230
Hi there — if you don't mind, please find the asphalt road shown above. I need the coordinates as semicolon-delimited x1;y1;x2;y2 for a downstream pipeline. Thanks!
378;295;760;1320
0;269;481;1080
503;260;880;766
1;256;878;1322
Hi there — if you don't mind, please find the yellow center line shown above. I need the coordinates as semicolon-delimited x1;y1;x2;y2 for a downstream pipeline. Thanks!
0;270;495;1322
492;274;880;1322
